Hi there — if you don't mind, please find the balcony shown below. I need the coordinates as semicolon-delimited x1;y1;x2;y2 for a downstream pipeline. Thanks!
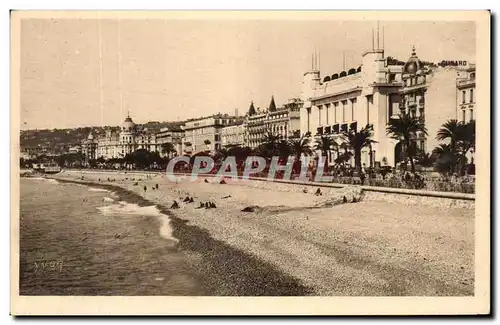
457;79;476;88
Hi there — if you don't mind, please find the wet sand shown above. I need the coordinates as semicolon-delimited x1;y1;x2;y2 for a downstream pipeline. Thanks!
51;170;474;296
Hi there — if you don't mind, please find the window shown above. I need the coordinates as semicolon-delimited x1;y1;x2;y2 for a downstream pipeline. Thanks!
420;140;425;152
470;73;475;79
470;89;474;103
325;103;330;125
342;101;347;122
470;109;474;121
462;91;466;104
388;73;396;82
318;105;322;126
351;98;356;121
462;109;466;122
334;103;338;123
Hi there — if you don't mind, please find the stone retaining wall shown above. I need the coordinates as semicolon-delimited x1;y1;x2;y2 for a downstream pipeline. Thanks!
196;174;475;209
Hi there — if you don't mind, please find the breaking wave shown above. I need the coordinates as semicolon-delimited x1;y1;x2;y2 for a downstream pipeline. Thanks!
28;177;59;185
88;188;110;193
96;202;178;244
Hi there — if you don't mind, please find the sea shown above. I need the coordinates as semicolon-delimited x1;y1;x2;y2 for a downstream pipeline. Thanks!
19;177;205;295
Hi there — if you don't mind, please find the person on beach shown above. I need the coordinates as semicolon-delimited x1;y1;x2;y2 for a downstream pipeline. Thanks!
143;186;147;192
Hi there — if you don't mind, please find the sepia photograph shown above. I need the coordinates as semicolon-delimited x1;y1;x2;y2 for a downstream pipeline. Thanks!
10;10;490;315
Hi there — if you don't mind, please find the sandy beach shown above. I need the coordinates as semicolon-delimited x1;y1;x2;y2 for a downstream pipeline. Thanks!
50;169;474;296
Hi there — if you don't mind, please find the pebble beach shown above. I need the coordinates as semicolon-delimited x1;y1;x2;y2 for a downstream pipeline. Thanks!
47;169;474;296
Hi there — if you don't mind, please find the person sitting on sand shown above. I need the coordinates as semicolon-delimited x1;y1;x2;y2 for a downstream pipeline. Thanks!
171;201;179;209
143;186;147;192
315;188;322;196
204;179;209;183
155;184;159;189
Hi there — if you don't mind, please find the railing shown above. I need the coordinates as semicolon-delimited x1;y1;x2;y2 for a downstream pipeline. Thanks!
457;79;475;87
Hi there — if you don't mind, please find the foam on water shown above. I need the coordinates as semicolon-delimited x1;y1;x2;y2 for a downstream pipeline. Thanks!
97;202;178;243
103;197;114;202
29;177;59;184
88;188;110;193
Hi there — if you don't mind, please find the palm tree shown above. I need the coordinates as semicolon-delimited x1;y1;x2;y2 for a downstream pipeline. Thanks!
342;124;377;175
386;112;428;173
259;131;282;158
436;119;476;173
314;135;337;173
288;135;313;173
437;119;461;153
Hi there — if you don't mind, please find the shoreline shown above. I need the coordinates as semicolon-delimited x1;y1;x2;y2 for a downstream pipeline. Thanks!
52;177;314;296
34;170;474;296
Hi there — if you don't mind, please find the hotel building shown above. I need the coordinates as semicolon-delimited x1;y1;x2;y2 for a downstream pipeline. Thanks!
398;49;476;159
182;114;245;154
221;122;246;148
82;114;159;161
301;44;403;167
301;43;476;168
155;126;185;157
245;97;302;149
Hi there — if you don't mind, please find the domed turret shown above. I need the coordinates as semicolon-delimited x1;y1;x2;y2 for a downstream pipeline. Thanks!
403;46;423;75
121;113;136;132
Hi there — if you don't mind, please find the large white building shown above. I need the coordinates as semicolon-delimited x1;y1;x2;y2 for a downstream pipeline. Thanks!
300;43;475;168
301;44;403;167
182;114;245;154
221;122;246;148
82;114;158;161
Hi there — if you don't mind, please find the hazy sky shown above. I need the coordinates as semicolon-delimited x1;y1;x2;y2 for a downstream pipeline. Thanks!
19;18;476;129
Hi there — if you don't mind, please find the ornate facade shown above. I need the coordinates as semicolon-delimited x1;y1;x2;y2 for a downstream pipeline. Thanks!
245;97;302;149
81;114;158;161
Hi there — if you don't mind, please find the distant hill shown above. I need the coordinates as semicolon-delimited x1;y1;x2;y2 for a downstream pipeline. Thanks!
20;121;185;154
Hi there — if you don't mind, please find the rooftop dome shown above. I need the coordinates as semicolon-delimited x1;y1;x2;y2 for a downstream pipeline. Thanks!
87;132;94;140
404;46;423;74
122;114;136;132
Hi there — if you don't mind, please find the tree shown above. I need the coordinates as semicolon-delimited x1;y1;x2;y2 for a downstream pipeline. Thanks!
433;144;456;176
288;135;313;162
130;149;152;169
436;119;476;174
342;124;376;175
386;112;428;173
258;131;282;158
415;150;435;168
314;135;338;173
437;119;462;153
161;142;176;157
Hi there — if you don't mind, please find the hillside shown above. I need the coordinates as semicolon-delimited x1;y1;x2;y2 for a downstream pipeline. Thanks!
20;121;184;154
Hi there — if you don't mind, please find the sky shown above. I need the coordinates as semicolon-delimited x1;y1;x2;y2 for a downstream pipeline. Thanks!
19;18;476;130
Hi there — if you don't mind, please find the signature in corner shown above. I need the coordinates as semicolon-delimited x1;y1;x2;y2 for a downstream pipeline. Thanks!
33;253;64;273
